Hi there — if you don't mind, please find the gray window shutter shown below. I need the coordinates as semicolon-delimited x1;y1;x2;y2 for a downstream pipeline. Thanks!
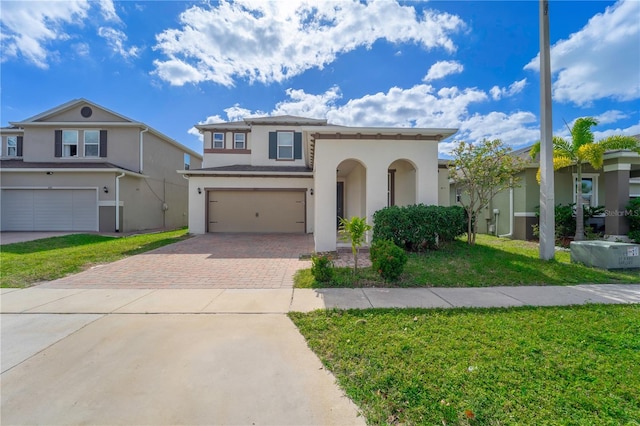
99;130;107;157
268;132;277;159
54;130;62;157
17;136;23;156
294;132;302;160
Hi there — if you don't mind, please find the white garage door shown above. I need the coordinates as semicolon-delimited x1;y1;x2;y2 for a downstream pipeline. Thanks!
208;190;305;233
1;189;98;231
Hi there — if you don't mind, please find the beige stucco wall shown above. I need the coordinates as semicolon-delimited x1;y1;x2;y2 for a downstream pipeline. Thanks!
186;175;314;234
313;138;439;251
201;125;308;169
390;159;417;207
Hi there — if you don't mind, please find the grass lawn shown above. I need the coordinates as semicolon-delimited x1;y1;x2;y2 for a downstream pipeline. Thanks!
296;234;640;288
290;304;640;425
0;229;190;288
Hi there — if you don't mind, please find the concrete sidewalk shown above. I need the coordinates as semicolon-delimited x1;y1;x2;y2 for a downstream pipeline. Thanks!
2;284;638;425
2;284;639;314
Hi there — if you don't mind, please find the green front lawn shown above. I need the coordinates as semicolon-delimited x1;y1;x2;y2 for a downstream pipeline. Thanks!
0;229;190;288
290;304;640;425
296;235;640;287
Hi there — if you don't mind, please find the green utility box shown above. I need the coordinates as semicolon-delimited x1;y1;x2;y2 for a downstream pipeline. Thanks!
570;240;640;270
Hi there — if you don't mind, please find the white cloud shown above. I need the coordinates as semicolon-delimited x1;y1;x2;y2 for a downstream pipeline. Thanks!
593;122;640;140
489;78;527;100
423;60;463;82
98;27;140;59
0;0;91;68
97;0;121;22
525;0;640;105
0;0;130;68
593;110;629;125
196;81;545;152
153;0;466;86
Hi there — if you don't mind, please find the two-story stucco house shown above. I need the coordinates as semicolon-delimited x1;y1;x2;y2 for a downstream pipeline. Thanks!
182;116;457;252
0;99;202;233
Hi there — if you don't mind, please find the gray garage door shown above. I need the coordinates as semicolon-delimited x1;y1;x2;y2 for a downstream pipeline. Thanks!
1;189;98;231
208;190;305;233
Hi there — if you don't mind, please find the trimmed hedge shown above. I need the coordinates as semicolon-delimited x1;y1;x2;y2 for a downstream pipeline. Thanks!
372;204;466;251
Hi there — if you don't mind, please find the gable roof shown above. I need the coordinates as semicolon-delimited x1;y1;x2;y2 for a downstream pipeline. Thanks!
14;98;136;124
8;98;202;160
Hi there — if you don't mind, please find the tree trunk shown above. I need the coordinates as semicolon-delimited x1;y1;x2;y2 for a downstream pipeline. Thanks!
575;165;585;241
467;211;473;244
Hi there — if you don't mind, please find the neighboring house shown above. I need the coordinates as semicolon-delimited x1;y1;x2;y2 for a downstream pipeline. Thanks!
450;141;640;240
181;115;457;252
0;99;202;233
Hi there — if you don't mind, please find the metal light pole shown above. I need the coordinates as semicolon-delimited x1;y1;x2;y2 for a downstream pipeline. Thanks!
539;0;555;260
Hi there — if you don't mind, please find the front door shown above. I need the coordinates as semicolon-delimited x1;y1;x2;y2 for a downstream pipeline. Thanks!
336;182;344;228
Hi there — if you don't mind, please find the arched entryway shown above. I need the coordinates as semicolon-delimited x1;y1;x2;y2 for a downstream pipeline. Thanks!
336;159;367;228
388;159;417;207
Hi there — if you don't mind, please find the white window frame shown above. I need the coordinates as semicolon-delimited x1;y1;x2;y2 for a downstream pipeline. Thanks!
7;136;17;157
63;130;78;157
213;132;224;149
573;173;599;208
84;130;100;157
234;133;245;150
277;131;294;160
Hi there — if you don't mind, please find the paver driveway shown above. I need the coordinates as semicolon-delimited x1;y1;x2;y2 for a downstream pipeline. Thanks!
39;233;314;289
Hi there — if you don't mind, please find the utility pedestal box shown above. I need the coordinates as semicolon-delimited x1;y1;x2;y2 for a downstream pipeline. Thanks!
570;240;640;270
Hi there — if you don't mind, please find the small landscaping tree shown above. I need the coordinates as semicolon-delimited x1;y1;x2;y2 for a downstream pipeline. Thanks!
450;139;526;245
530;117;640;241
339;216;372;275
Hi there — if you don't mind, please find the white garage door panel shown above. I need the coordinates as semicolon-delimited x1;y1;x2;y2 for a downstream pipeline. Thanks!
1;189;97;232
34;190;73;230
208;190;305;233
1;191;35;231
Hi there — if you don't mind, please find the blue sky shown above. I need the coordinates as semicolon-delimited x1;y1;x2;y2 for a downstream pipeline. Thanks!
1;0;639;156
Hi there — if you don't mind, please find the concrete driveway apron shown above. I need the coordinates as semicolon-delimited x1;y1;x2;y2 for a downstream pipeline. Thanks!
2;234;366;425
39;233;314;289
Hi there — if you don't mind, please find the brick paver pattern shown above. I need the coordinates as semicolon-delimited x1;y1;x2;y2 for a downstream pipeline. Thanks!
40;234;315;289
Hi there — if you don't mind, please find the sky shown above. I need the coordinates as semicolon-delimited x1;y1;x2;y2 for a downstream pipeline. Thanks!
1;0;639;157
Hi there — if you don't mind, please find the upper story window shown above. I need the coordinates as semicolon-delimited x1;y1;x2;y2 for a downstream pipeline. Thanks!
55;129;106;158
184;153;190;170
63;130;78;157
7;136;17;156
234;133;245;150
213;132;224;149
277;131;294;160
84;130;99;157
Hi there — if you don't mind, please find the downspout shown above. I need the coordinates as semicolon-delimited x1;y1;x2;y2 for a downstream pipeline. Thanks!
139;127;149;173
115;172;125;232
499;183;514;238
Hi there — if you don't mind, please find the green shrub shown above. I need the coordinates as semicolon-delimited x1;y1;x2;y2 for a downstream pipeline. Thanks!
533;203;605;242
372;204;466;252
626;198;640;242
370;239;408;281
311;253;334;282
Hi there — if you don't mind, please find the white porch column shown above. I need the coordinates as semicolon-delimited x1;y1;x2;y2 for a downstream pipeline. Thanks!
314;159;337;252
416;153;439;205
366;161;388;242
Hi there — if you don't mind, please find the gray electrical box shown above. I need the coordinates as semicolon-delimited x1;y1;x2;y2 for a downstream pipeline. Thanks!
570;241;640;270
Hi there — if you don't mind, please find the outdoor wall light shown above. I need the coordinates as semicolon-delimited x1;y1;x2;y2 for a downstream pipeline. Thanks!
46;171;53;175
103;186;109;193
197;187;202;194
310;188;314;195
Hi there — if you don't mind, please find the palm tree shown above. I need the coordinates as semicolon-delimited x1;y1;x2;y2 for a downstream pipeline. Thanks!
531;117;639;241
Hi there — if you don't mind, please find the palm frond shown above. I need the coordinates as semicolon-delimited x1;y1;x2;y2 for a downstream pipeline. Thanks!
529;141;541;160
597;135;640;154
577;144;605;169
552;136;575;159
571;117;597;150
